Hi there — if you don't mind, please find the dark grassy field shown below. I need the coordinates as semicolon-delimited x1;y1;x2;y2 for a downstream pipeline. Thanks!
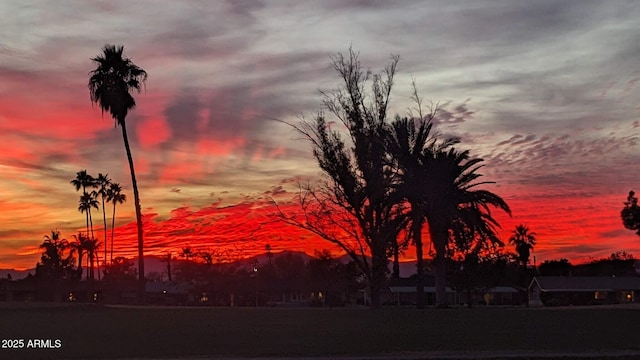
1;304;640;359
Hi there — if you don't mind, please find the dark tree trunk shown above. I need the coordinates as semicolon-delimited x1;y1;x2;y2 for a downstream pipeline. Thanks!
89;252;94;281
102;196;107;267
89;207;97;279
430;223;448;307
369;247;388;309
85;213;89;241
120;120;145;303
392;241;400;279
89;210;95;240
412;216;425;309
77;252;84;279
111;203;116;263
83;185;89;240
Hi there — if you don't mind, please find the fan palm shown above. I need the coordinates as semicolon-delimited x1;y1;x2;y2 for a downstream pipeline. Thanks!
180;246;194;262
106;182;126;263
509;224;536;268
89;44;147;293
70;232;91;279
78;192;99;240
71;170;96;237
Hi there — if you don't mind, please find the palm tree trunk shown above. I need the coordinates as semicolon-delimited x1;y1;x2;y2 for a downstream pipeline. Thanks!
120;120;145;302
392;241;400;279
77;251;84;280
89;210;95;239
88;210;97;278
95;250;101;281
412;216;425;309
102;197;107;267
83;186;89;239
369;244;387;309
430;222;448;307
111;203;116;263
89;250;95;281
85;212;90;241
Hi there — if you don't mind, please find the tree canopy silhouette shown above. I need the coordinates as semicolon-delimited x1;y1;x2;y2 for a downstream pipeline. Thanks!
36;230;75;280
509;224;536;268
622;190;640;236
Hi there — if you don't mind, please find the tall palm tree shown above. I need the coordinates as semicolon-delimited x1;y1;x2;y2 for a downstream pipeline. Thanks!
89;44;148;295
508;224;535;307
386;117;437;308
96;173;111;267
422;147;511;307
162;252;173;282
106;182;126;263
509;224;536;269
71;170;96;237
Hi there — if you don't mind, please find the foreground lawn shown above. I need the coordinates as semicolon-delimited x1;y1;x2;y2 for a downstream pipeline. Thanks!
1;304;639;359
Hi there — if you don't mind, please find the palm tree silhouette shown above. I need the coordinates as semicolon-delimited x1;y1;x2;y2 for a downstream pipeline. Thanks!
180;246;194;262
71;170;96;238
508;224;535;307
39;230;73;279
96;173;111;267
422;148;511;307
71;232;90;279
89;44;148;295
162;252;173;281
84;237;102;281
386;117;440;308
106;182;126;263
78;192;99;240
509;224;536;268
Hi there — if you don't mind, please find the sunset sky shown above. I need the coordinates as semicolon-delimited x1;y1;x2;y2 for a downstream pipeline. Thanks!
1;1;639;271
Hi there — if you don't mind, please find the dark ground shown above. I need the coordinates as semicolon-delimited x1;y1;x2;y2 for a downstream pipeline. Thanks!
1;303;639;359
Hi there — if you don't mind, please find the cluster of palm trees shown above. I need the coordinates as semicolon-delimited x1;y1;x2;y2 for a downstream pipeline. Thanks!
70;170;126;279
385;115;512;307
36;230;75;280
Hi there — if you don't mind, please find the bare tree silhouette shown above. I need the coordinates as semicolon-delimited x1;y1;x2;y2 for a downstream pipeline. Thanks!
275;49;406;308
